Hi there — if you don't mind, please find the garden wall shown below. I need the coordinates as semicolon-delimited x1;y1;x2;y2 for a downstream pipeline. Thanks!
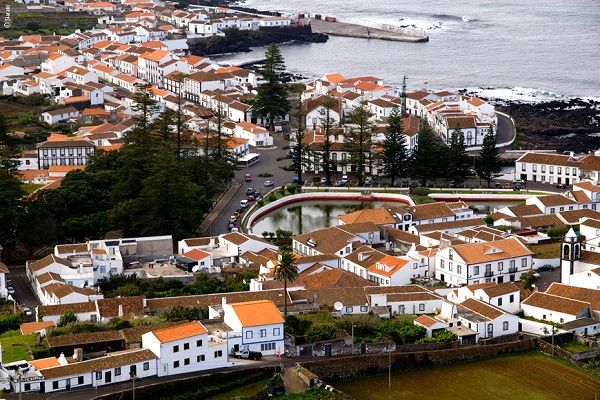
301;339;533;381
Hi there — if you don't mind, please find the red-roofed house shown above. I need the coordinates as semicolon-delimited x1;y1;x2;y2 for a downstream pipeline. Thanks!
181;249;213;272
234;121;272;147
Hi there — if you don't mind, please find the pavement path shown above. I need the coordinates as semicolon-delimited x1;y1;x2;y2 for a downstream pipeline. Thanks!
208;133;295;236
283;367;307;394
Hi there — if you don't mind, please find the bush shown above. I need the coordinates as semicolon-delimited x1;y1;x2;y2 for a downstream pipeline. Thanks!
257;199;264;207
412;187;431;196
57;311;78;327
416;329;457;343
378;317;426;344
483;215;495;225
285;315;313;336
547;225;570;238
0;314;21;334
161;306;207;322
111;319;132;330
305;323;337;342
268;194;277;202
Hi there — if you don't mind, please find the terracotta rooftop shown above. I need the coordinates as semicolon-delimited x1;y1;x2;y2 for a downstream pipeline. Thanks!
229;300;284;327
152;321;208;343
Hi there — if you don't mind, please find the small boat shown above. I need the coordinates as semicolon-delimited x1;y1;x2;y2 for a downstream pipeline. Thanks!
462;16;471;22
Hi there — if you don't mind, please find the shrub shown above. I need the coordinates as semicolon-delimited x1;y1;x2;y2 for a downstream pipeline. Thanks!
268;194;277;202
57;311;78;327
412;187;431;196
305;323;336;342
547;225;570;238
111;319;132;330
483;215;495;225
0;314;21;334
257;199;264;207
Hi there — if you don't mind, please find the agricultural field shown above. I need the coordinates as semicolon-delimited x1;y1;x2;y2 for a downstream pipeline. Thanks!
336;353;600;400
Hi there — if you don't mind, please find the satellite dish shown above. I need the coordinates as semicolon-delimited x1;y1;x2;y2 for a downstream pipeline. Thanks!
192;265;200;273
334;302;343;311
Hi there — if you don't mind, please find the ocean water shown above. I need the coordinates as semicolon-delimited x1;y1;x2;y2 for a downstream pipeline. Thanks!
220;0;600;99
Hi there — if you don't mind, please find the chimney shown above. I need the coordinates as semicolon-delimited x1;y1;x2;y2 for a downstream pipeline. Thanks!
118;304;123;317
221;296;227;308
73;348;83;362
58;353;68;365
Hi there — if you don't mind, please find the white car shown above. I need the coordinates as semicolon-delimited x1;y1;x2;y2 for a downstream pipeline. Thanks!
264;180;274;187
7;286;15;295
22;307;32;317
341;175;349;184
240;199;249;208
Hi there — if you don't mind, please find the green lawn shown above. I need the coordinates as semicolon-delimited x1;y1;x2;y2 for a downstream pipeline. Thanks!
22;183;44;194
205;378;269;400
561;341;590;353
336;353;600;400
529;242;561;259
0;330;36;363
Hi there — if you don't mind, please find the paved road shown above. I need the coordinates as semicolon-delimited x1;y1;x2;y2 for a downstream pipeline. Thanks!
6;264;39;320
208;133;294;236
496;112;516;147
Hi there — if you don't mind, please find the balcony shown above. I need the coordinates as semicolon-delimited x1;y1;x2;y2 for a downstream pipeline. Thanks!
509;267;518;273
484;271;493;277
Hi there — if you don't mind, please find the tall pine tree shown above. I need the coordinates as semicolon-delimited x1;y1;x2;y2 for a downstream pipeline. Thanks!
476;126;502;188
346;102;374;186
253;44;290;132
319;96;339;186
410;119;439;187
447;123;470;186
382;106;409;186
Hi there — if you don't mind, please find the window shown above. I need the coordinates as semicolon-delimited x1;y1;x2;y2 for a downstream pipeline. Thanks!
197;339;203;347
214;350;223;358
449;262;453;272
541;165;546;173
498;262;503;271
473;266;480;275
53;381;59;389
346;306;354;313
521;258;527;268
246;331;253;339
143;362;149;371
115;367;121;376
419;303;425;312
261;342;276;352
566;167;570;175
173;345;179;353
184;343;189;350
550;166;554;173
509;294;515;303
259;329;267;337
457;265;462;274
78;376;84;385
498;298;503;306
510;260;515;269
487;324;493;333
184;358;190;366
449;249;454;260
558;167;562;174
96;371;102;380
503;321;509;331
440;259;445;269
174;361;180;368
360;305;368;312
521;163;526;172
532;164;537;172
197;355;205;362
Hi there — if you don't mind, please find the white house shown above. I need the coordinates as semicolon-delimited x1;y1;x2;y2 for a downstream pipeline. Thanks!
222;299;285;356
41;54;77;75
220;233;278;258
434;237;534;286
0;64;25;80
0;261;8;299
521;291;593;324
41;107;80;125
142;321;229;377
234;121;273;147
448;282;521;314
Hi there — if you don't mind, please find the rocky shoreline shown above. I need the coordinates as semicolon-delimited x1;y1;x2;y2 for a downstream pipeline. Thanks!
498;98;600;152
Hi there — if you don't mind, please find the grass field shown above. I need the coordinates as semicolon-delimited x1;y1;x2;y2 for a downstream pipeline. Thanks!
561;341;591;353
336;353;600;400
529;242;561;259
205;379;269;400
0;330;36;364
22;183;44;194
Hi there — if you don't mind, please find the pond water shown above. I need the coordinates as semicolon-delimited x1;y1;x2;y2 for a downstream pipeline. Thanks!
250;199;524;234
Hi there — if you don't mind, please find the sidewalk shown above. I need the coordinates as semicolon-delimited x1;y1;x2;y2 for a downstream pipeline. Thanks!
199;180;241;235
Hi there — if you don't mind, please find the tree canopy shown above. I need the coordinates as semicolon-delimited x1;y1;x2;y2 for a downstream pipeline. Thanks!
382;106;409;186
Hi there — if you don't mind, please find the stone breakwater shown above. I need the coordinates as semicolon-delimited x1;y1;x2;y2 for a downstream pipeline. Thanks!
309;19;429;43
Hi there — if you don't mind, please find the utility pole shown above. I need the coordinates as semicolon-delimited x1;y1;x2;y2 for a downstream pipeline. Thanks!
132;374;136;400
400;76;407;117
388;341;392;395
351;323;355;354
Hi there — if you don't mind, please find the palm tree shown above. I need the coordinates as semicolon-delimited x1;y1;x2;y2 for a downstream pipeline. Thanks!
274;250;299;316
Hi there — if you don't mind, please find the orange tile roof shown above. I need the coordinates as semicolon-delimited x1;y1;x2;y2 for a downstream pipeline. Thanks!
368;255;409;277
183;249;210;261
142;49;170;62
20;321;56;336
414;314;441;328
229;300;284;327
451;237;533;264
30;357;60;370
98;143;122;152
152;321;207;343
48;165;84;173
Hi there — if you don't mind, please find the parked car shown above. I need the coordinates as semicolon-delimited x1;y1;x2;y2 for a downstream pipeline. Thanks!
264;180;274;187
532;272;541;278
537;265;555;272
233;349;262;360
231;227;239;233
341;175;349;184
320;177;327;184
555;183;568;189
246;188;254;195
240;199;249;208
247;194;255;201
7;286;15;295
364;176;374;186
245;173;252;182
228;223;235;231
22;307;32;317
292;177;304;184
495;183;502;189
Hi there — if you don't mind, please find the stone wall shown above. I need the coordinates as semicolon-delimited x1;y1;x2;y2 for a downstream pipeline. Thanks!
301;340;533;381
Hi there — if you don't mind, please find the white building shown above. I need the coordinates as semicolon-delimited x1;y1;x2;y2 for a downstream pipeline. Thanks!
234;121;273;147
434;237;534;286
521;291;593;324
222;299;284;356
142;321;229;377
